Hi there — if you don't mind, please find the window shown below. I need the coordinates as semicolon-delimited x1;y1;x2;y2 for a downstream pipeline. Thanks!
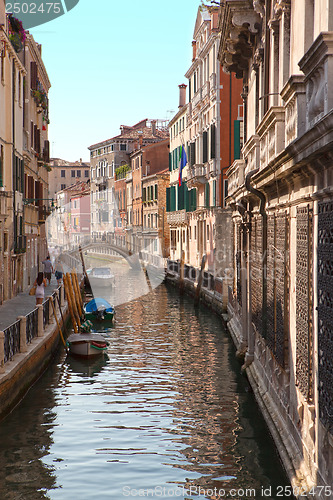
61;170;65;178
71;170;75;177
120;144;126;151
61;184;66;190
154;184;158;200
77;170;81;177
85;170;89;177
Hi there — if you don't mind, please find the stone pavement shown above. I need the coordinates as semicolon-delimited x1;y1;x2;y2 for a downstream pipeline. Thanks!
0;277;60;331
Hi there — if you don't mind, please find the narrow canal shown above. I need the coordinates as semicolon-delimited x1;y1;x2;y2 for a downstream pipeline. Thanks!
0;283;290;499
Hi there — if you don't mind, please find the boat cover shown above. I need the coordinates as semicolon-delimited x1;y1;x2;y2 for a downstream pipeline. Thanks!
85;298;114;313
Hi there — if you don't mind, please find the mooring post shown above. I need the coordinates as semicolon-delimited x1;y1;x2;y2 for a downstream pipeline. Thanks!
194;254;207;307
179;250;185;295
37;305;44;337
18;316;27;353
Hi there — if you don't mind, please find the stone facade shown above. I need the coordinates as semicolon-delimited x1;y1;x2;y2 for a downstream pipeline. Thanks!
48;158;90;201
0;5;50;301
167;6;242;279
219;1;333;496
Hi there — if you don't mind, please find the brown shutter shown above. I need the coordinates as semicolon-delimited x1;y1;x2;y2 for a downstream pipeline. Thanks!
43;140;50;162
30;62;37;90
31;121;34;148
37;129;41;154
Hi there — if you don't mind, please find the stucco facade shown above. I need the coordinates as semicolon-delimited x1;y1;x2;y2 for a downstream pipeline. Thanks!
219;1;333;496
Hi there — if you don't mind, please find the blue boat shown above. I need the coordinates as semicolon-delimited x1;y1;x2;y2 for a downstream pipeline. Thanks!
84;298;115;322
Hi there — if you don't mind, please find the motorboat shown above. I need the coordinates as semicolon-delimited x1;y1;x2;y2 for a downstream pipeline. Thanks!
67;332;109;358
84;297;115;322
87;267;115;288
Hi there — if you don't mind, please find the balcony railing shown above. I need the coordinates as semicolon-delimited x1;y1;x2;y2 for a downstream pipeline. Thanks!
166;209;188;224
0;191;7;219
192;88;202;108
187;164;207;188
226;160;245;199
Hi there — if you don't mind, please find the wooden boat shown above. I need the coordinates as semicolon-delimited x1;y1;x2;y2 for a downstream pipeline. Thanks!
67;332;109;358
87;267;115;288
84;297;115;322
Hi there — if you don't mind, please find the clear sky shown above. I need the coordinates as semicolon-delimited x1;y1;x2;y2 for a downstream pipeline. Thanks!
30;0;200;162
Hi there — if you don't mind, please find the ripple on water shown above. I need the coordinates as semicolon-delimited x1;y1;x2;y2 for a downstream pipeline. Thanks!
0;285;290;500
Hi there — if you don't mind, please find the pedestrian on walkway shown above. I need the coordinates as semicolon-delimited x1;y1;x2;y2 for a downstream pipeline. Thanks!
33;272;47;305
55;261;64;286
42;255;54;285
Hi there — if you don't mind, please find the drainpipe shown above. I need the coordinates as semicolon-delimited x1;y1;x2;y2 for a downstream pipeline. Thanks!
241;167;267;370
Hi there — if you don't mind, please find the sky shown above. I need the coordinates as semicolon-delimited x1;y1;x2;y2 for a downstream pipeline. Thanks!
29;0;200;162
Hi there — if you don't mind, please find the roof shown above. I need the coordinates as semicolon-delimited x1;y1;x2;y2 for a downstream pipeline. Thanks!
88;119;168;150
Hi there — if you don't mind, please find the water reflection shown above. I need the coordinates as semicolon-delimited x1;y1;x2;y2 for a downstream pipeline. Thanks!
0;286;289;499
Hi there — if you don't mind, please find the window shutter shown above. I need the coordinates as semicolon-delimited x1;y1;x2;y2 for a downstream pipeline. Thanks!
205;183;210;208
142;187;146;202
30;62;37;90
212;180;216;207
203;131;208;163
154;184;158;200
166;187;170;212
169;152;172;171
43;140;50;162
210;124;216;159
177;183;185;210
170;185;176;212
190;142;195;166
30;121;34;148
234;120;241;160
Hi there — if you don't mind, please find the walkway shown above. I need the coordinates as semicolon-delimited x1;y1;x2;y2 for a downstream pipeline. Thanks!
0;277;59;331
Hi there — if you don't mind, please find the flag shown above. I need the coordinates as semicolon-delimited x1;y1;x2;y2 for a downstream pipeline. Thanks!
178;145;187;186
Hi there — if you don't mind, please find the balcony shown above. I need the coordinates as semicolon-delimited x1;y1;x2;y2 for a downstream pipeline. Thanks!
192;89;202;109
0;191;8;220
226;159;245;199
14;235;26;254
38;205;51;223
257;107;285;170
187;164;207;188
202;81;210;99
126;171;133;182
281;76;306;147
166;210;188;225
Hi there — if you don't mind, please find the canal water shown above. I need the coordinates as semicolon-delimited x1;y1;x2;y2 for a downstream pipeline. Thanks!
0;281;290;499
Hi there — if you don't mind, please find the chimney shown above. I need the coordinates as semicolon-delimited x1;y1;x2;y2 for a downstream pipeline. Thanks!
80;158;82;163
178;84;187;109
192;40;197;61
151;120;156;136
138;132;143;147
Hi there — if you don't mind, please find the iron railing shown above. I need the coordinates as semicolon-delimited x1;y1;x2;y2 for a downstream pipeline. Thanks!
26;308;38;343
3;320;20;363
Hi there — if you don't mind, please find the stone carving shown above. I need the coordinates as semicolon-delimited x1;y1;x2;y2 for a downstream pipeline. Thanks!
307;66;325;126
253;0;265;18
285;97;297;144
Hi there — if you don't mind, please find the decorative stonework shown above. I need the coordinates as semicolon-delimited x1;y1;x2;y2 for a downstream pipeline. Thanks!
219;1;262;77
298;33;333;131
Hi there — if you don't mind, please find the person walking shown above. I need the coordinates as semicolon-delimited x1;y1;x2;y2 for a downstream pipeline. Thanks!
33;272;48;305
55;261;64;286
42;255;54;285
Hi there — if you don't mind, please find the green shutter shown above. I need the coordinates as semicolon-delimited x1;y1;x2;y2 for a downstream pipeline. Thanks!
190;189;197;212
205;183;210;208
184;182;190;212
212;180;216;207
170;185;176;212
166;187;171;212
169;152;172;171
178;183;185;210
234;120;241;160
155;184;158;200
143;187;146;202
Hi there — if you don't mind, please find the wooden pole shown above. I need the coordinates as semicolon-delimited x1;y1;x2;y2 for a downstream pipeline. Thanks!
79;245;93;296
63;274;78;333
71;270;83;317
194;254;207;307
65;273;81;329
72;269;84;311
50;297;68;352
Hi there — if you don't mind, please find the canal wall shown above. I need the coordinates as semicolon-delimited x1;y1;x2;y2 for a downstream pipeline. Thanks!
0;285;70;421
165;260;327;499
